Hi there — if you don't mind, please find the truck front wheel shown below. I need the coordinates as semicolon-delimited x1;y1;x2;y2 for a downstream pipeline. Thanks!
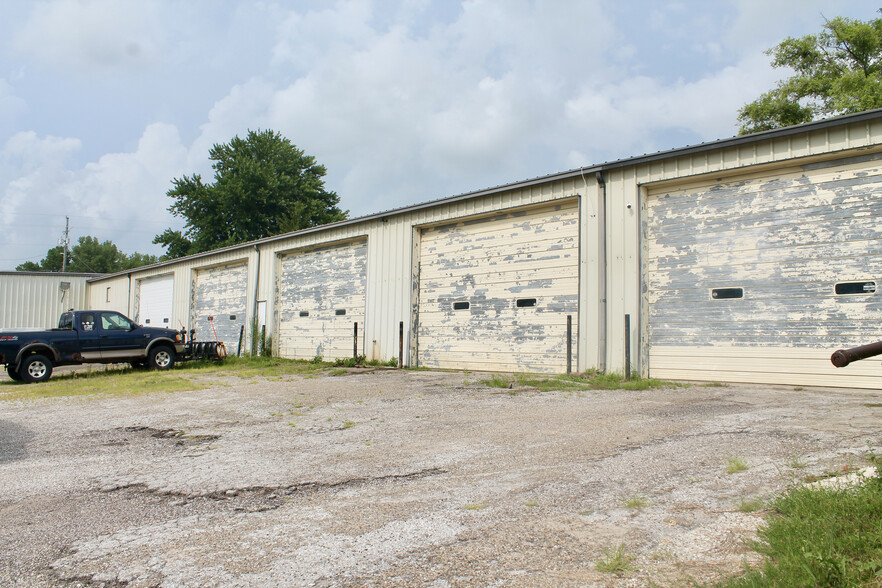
148;346;175;370
21;355;53;383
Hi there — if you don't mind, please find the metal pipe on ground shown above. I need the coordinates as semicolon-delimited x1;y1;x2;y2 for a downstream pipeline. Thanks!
831;340;882;367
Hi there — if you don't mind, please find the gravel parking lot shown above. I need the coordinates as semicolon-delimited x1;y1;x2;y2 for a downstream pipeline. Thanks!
1;368;880;587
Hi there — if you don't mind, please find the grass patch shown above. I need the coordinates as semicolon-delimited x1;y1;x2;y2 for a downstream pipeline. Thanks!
524;500;539;507
786;454;808;469
595;543;636;575
182;355;334;378
342;420;356;429
737;497;765;513
622;496;649;509
483;374;513;389
461;502;487;510
715;476;882;587
726;456;749;474
481;370;680;392
0;367;205;401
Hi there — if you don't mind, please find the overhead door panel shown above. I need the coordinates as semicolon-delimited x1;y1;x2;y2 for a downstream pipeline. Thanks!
192;263;248;352
644;155;882;388
137;275;173;327
418;201;579;373
278;240;367;361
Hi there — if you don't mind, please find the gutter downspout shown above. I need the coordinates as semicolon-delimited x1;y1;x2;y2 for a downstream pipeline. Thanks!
596;171;607;373
252;245;261;355
127;273;132;318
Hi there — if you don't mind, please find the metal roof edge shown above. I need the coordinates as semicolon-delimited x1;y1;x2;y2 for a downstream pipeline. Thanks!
2;271;104;278
88;108;882;283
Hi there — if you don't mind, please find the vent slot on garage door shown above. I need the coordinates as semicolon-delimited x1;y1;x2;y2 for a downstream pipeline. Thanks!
835;281;876;295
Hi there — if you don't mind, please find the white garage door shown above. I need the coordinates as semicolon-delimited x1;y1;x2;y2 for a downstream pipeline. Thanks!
192;262;248;353
137;275;173;327
644;155;882;388
418;201;579;373
277;240;367;361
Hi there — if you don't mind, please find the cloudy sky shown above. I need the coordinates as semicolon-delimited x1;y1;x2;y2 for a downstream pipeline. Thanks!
0;0;874;270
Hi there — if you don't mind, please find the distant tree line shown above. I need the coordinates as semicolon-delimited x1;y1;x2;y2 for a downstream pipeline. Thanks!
16;236;157;274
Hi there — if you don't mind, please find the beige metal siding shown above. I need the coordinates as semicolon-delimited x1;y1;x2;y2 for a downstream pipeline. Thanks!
277;240;367;361
417;201;579;373
191;262;248;352
643;153;882;388
0;273;93;329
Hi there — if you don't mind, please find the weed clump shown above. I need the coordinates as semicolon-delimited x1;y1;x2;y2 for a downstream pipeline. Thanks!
716;475;882;586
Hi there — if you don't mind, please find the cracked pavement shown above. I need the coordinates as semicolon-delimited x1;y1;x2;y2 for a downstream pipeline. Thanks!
1;369;880;586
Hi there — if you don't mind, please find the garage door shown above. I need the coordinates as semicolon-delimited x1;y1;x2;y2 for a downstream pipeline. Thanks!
277;240;367;361
644;155;882;388
192;262;248;353
137;275;173;327
417;201;579;373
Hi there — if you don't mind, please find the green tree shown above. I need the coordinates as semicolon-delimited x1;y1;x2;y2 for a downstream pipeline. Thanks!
154;129;347;258
16;246;64;272
16;237;157;273
738;12;882;134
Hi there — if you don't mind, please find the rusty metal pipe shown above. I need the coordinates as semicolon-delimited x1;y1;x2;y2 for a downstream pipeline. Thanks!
831;340;882;367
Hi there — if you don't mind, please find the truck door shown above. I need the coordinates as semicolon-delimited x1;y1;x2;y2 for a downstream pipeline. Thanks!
76;312;102;360
98;312;145;359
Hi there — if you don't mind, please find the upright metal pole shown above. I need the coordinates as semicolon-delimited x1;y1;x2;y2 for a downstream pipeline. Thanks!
566;315;572;374
399;321;404;368
353;322;358;359
61;216;70;272
237;324;245;357
624;314;631;380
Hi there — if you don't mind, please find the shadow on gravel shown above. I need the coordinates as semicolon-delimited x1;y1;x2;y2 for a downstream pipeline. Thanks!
0;420;32;463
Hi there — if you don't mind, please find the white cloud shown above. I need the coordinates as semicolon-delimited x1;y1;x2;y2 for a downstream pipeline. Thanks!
0;124;186;266
0;80;28;132
12;0;166;72
563;52;782;163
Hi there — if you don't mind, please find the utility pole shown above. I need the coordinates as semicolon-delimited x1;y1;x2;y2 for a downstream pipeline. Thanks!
60;216;70;272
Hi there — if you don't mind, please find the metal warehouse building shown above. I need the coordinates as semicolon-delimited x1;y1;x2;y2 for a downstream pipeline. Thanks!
0;272;99;330
83;110;882;389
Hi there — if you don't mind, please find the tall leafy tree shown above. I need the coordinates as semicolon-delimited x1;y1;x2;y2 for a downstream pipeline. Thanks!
154;130;347;257
738;12;882;134
16;237;157;273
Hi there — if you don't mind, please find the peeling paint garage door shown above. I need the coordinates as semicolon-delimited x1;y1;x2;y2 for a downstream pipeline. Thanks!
644;154;882;388
192;262;248;353
136;275;173;327
418;201;579;373
277;240;367;361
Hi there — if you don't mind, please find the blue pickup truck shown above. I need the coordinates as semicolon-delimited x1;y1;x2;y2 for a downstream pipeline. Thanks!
0;310;186;383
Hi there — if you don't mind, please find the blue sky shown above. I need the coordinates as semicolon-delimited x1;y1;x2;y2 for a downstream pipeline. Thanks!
0;0;874;270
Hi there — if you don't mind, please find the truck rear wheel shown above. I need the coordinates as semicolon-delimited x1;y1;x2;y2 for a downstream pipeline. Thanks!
21;355;53;383
148;346;175;370
6;364;22;382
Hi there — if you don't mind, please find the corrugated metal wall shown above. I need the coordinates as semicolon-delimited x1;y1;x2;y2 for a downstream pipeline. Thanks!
75;114;882;386
0;273;95;329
